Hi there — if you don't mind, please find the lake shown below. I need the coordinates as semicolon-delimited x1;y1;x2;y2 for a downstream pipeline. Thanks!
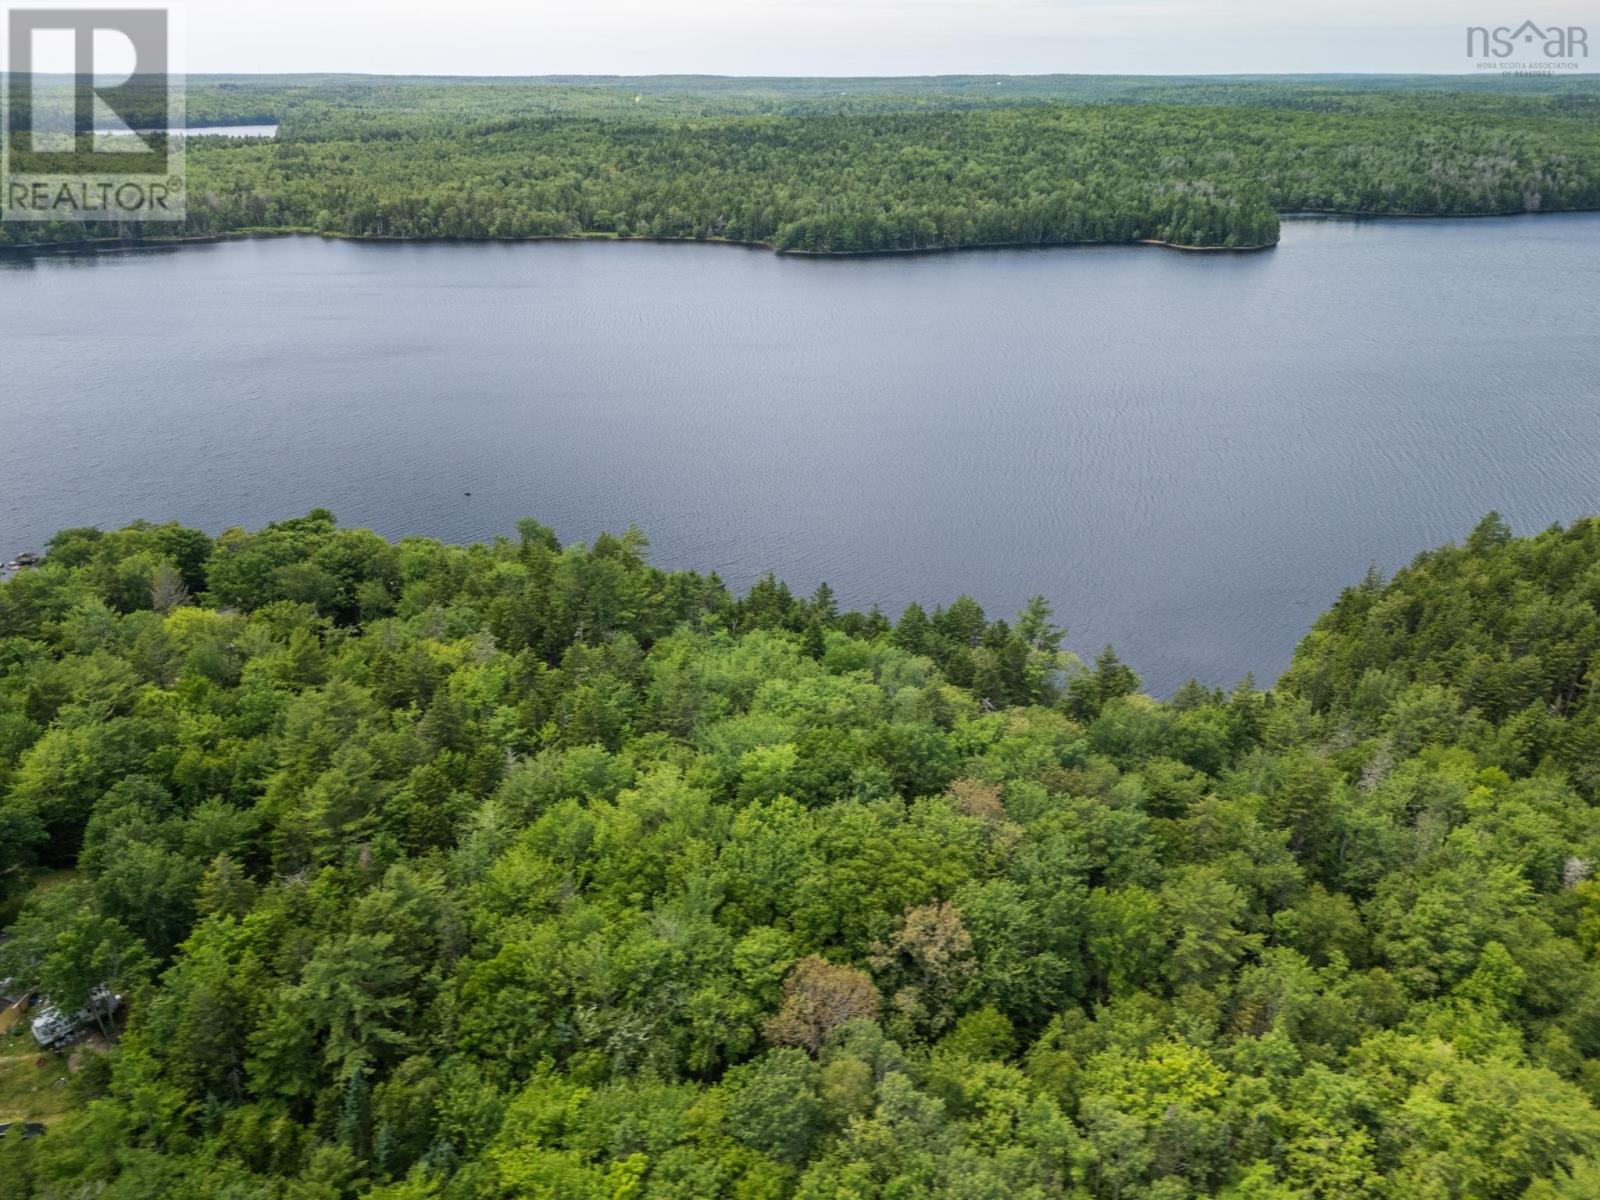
3;218;1598;693
106;125;279;138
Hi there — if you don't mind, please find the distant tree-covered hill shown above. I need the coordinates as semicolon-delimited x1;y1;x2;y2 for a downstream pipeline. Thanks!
5;75;1599;253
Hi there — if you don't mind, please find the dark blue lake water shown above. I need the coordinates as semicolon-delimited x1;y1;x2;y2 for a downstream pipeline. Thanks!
4;216;1598;692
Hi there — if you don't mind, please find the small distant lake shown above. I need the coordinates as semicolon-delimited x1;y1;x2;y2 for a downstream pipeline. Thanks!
2;216;1598;692
105;124;278;138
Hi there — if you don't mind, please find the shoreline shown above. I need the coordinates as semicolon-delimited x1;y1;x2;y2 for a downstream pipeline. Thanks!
2;204;1595;262
0;227;1277;259
1281;205;1600;222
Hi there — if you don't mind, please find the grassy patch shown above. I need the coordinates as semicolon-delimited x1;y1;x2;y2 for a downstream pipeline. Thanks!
0;1026;75;1127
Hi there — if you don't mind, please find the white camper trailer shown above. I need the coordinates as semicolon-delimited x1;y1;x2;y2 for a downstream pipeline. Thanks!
29;988;121;1049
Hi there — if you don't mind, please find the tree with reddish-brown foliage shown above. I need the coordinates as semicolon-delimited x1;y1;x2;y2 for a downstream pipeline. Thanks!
764;955;881;1055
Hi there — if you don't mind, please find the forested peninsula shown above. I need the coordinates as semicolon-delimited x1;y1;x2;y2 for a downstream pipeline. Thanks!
5;74;1600;253
7;511;1600;1197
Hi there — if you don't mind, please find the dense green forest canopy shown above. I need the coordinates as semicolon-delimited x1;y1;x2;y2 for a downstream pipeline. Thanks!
5;74;1599;252
7;510;1600;1197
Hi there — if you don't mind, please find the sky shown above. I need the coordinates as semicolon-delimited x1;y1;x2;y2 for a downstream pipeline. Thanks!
27;0;1600;76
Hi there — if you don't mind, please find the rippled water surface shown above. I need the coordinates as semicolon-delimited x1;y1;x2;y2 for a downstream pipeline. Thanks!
4;217;1598;691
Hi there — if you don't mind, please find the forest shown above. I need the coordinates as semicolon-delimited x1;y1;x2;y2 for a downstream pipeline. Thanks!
5;509;1600;1197
4;75;1600;252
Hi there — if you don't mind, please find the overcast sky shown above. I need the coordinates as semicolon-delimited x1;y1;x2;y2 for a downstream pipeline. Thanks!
66;0;1600;75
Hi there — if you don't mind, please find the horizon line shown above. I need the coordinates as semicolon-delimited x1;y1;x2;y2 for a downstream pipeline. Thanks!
13;69;1600;81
